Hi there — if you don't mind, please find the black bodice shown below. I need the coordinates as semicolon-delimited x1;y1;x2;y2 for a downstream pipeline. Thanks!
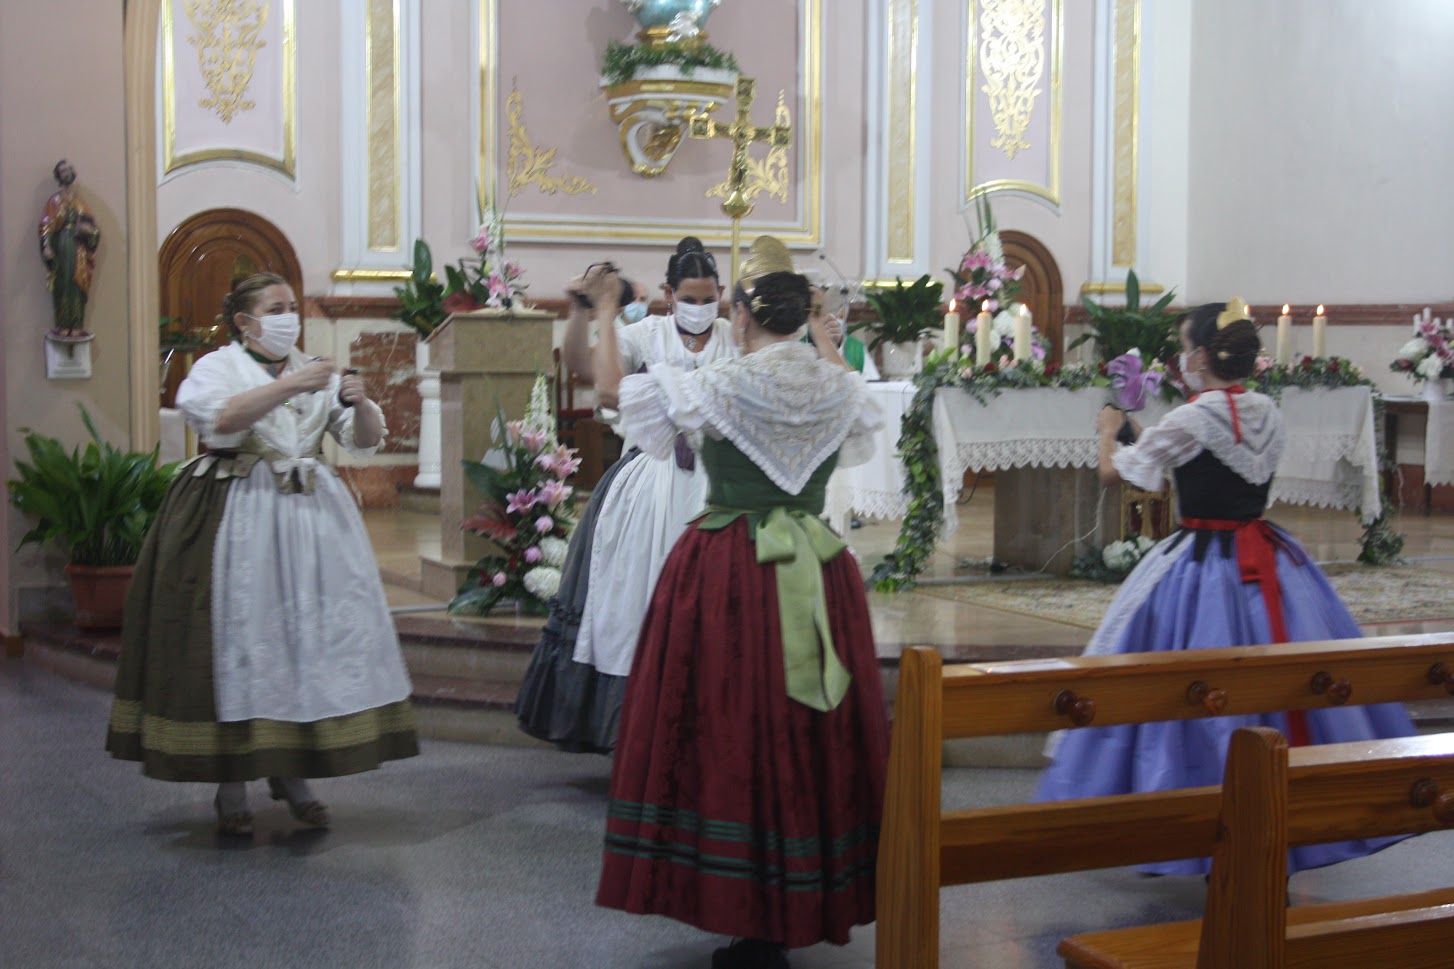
1173;449;1271;521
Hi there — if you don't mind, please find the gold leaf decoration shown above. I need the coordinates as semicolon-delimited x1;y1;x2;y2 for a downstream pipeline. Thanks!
978;0;1046;161
705;92;791;206
183;0;269;125
506;86;598;198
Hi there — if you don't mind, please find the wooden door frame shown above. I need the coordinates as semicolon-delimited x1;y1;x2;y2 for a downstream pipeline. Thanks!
999;230;1065;365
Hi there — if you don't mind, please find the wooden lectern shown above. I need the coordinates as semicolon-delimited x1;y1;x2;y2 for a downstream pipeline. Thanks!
418;306;555;602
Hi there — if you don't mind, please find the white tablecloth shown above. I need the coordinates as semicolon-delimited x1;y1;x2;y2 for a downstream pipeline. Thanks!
833;385;1382;528
1421;399;1454;488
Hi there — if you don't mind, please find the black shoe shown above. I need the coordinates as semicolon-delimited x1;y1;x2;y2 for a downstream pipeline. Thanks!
711;938;789;969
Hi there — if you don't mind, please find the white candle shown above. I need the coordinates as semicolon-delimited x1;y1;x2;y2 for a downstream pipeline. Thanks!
1013;304;1032;362
943;299;960;354
976;302;994;367
1276;304;1292;366
1312;304;1327;358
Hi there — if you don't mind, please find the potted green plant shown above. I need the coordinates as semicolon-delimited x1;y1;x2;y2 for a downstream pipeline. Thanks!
1069;269;1180;364
852;274;945;380
7;405;180;629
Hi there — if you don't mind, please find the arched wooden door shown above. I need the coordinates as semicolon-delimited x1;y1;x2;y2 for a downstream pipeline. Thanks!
157;208;303;405
999;230;1064;365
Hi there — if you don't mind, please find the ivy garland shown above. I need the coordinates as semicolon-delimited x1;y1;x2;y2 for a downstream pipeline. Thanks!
601;40;740;86
867;352;1405;592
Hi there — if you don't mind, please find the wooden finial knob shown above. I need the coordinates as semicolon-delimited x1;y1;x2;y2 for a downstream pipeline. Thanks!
1053;690;1097;727
1186;680;1229;715
1434;793;1454;827
1410;778;1440;809
1310;671;1353;705
1428;663;1454;696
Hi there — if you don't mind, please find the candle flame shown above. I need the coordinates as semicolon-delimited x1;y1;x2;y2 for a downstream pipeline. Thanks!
949;298;957;313
1019;304;1029;315
1316;304;1325;316
1282;304;1290;315
981;300;989;313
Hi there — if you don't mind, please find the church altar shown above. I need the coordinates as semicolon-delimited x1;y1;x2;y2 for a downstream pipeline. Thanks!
837;383;1382;574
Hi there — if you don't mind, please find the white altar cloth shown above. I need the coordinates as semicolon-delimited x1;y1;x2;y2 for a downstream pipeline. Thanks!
831;385;1382;529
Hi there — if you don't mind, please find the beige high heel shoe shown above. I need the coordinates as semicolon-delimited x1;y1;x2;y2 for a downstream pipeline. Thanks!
267;777;330;828
213;792;254;837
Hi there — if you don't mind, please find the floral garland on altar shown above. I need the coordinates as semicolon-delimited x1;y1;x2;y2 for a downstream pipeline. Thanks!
868;351;1403;592
449;375;580;615
1389;308;1454;385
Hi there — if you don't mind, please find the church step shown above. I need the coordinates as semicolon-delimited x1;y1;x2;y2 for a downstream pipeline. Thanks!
393;612;542;682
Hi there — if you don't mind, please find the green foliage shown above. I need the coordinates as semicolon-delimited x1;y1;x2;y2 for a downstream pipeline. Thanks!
1248;355;1373;398
601;40;740;86
1069;270;1180;364
1358;396;1406;565
853;275;945;352
7;405;180;567
392;240;448;338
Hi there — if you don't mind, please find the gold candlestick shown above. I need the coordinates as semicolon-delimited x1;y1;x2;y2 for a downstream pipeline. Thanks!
688;76;792;288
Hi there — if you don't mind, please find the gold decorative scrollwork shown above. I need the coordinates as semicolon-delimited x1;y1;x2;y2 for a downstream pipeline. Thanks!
978;0;1046;160
705;92;791;207
184;0;269;125
506;85;598;198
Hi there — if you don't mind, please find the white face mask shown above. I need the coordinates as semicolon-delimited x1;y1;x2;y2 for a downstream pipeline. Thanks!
621;299;650;324
673;301;718;335
247;312;301;358
1179;351;1206;393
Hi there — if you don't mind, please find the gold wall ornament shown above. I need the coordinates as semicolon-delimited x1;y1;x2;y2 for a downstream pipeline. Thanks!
705;91;790;206
1111;0;1140;267
604;72;737;177
505;86;597;197
366;0;401;252
183;0;270;125
688;75;793;286
885;0;918;264
978;0;1046;160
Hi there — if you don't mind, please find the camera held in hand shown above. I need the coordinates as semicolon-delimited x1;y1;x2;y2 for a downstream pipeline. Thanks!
573;262;635;310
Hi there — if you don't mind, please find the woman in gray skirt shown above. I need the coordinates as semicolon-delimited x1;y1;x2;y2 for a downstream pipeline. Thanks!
107;273;418;835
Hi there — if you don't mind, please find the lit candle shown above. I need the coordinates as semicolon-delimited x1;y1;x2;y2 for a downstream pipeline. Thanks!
943;299;960;354
1312;304;1327;358
1276;304;1292;366
1013;304;1032;362
976;301;994;367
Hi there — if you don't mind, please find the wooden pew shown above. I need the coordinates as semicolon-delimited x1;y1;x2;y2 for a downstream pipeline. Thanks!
1059;727;1454;969
876;634;1454;969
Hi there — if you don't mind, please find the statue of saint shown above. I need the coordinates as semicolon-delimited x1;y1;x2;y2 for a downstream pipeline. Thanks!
38;159;100;336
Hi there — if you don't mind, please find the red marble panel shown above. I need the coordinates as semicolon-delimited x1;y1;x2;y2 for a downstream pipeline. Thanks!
349;332;421;454
335;465;419;509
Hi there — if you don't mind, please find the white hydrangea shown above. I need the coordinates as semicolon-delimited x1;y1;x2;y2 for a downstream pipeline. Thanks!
523;566;562;601
1398;338;1428;361
539;536;569;569
1102;535;1158;573
1417;354;1446;380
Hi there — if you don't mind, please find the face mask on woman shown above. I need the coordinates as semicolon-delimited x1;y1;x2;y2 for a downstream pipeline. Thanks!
673;301;719;335
1179;351;1206;393
246;312;301;359
621;299;650;324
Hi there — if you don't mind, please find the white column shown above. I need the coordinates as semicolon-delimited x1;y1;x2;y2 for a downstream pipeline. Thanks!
413;340;442;489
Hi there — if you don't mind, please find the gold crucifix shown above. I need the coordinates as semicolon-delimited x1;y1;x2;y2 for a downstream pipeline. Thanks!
689;76;792;287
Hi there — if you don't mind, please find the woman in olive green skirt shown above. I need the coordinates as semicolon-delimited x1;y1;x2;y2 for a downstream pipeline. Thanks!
107;274;417;835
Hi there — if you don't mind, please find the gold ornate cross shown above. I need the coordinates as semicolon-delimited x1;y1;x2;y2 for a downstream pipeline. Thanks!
689;76;792;286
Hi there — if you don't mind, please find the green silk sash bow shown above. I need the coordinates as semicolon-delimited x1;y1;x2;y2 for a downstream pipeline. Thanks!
695;505;852;712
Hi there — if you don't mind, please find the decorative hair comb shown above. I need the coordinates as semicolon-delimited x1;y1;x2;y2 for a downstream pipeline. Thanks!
1216;297;1249;330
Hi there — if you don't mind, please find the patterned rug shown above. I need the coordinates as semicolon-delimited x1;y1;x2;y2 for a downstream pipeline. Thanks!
915;563;1454;630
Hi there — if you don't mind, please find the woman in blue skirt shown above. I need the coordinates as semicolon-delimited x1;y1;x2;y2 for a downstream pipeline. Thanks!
1035;299;1416;876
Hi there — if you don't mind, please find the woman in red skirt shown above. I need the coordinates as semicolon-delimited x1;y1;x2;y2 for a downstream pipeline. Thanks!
586;238;891;969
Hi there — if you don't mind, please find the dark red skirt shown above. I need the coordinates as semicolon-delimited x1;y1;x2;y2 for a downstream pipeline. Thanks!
596;518;890;948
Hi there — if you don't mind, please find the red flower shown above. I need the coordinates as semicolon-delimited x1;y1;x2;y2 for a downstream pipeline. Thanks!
983;361;998;373
460;504;516;543
1301;355;1314;369
1044;361;1062;378
1096;360;1109;376
1328;359;1341;373
442;291;484;314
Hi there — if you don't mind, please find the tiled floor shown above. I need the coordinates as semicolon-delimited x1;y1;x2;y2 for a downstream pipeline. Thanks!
6;491;1451;968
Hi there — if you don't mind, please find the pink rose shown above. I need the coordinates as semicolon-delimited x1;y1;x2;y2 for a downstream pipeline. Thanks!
524;546;543;564
535;515;554;534
491;572;507;588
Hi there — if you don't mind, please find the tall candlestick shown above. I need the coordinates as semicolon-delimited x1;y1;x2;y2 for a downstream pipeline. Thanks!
1312;304;1327;358
943;299;960;354
976;301;993;367
1013;304;1032;362
1276;304;1292;365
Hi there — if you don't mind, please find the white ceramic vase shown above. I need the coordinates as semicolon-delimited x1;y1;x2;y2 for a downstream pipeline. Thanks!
879;340;923;381
1420;378;1452;403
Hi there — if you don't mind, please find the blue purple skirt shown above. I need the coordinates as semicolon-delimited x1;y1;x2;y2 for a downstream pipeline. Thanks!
1035;525;1417;875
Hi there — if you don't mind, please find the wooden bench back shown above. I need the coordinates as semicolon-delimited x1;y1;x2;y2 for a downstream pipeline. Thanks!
877;634;1454;969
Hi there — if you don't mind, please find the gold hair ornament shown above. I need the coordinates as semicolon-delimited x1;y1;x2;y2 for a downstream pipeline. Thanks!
1216;297;1249;330
737;235;794;290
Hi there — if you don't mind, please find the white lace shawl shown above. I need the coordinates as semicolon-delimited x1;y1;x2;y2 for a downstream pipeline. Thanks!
175;342;382;459
1112;390;1284;492
618;341;883;494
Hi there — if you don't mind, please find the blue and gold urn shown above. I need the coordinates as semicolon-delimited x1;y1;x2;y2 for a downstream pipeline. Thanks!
621;0;721;45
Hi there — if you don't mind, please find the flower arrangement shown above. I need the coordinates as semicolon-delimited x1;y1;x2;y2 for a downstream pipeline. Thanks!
1106;349;1165;411
1247;354;1369;399
1389;308;1454;384
947;196;1024;314
966;305;1051;363
448;376;579;615
601;39;739;85
1071;536;1158;583
392;202;527;338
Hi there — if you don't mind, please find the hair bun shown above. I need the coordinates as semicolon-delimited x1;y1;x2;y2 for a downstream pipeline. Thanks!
676;236;705;256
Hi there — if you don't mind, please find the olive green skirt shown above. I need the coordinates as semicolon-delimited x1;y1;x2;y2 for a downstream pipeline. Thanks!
105;459;418;782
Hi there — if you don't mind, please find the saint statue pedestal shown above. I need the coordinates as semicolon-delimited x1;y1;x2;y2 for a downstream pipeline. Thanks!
992;466;1107;576
44;330;95;380
418;307;555;603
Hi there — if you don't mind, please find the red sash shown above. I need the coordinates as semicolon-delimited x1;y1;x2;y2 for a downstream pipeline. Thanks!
1179;516;1310;746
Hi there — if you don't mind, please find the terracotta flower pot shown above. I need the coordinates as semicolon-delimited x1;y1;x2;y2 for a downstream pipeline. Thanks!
65;564;135;631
